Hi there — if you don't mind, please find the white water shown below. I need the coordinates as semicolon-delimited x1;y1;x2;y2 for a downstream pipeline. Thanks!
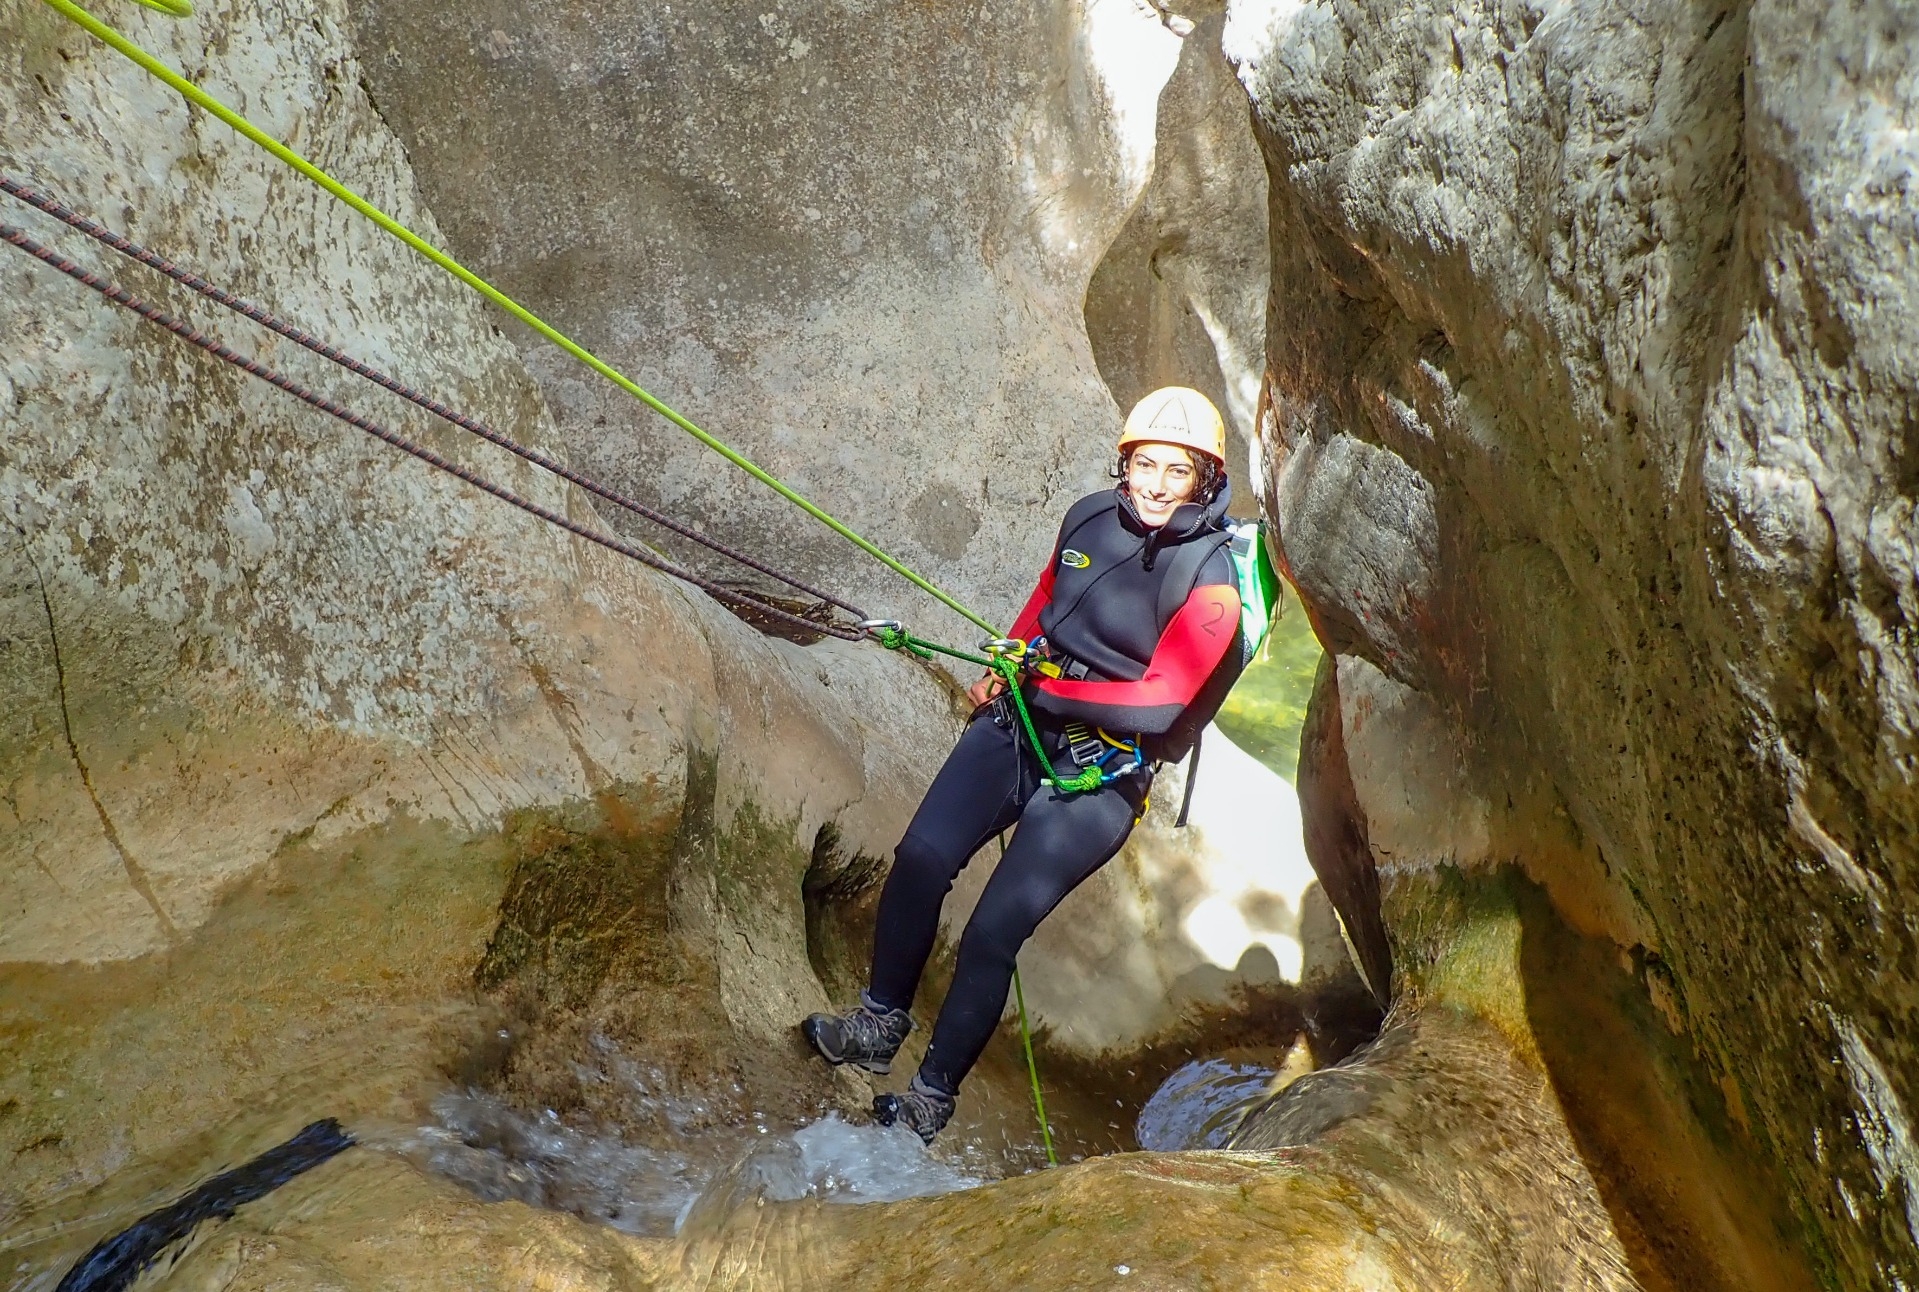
410;1038;984;1237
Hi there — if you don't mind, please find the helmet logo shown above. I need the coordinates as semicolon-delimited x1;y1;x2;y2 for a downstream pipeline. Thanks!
1147;396;1189;433
1060;549;1092;569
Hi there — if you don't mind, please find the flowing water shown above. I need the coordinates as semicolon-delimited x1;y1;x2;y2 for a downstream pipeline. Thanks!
409;1086;987;1239
7;1026;1285;1291
1133;1058;1278;1150
410;1045;1277;1246
388;1031;994;1241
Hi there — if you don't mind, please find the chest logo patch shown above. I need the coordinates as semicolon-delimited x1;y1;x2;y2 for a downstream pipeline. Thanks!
1059;549;1092;569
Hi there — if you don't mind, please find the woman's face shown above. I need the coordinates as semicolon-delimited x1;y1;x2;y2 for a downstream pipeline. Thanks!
1124;442;1199;528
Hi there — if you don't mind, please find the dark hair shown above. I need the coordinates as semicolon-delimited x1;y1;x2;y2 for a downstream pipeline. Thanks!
1114;448;1223;504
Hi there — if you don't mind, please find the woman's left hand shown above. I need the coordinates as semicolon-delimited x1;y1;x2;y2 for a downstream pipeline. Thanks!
966;672;1006;709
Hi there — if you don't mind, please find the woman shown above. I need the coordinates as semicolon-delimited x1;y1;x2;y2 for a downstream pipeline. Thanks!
803;386;1246;1143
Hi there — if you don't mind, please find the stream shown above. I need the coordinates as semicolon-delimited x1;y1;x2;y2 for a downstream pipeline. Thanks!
403;1040;1276;1241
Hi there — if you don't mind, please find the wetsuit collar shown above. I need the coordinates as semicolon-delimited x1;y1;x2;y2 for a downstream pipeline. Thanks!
1119;476;1233;568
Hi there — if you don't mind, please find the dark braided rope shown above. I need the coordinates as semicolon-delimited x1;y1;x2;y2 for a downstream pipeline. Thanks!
0;174;867;621
0;222;864;643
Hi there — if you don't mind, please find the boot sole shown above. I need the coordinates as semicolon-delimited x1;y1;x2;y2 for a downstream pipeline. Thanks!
800;1015;893;1075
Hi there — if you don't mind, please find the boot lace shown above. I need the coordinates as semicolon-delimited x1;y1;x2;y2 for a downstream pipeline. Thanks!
844;1005;895;1051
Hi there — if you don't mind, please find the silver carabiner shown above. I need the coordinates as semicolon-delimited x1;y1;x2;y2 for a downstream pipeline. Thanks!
981;637;1027;659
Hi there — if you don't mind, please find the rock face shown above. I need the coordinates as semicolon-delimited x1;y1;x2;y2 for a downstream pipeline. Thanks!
0;1;1305;1274
21;0;1911;1283
1085;2;1272;509
343;0;1188;635
335;0;1326;1071
1232;0;1919;1281
0;0;957;1235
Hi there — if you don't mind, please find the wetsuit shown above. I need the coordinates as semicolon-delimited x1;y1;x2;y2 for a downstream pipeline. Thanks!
868;480;1243;1097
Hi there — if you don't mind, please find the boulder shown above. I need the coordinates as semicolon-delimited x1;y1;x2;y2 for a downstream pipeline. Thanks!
342;0;1190;631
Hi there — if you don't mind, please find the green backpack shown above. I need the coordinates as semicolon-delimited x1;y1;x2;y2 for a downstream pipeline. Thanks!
1154;518;1285;823
1225;519;1284;665
1153;518;1284;669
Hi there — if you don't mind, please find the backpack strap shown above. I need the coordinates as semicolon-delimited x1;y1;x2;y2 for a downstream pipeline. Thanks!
1174;728;1203;827
1154;528;1234;634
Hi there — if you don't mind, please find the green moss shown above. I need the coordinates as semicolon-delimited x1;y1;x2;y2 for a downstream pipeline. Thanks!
1213;598;1323;782
474;779;683;1011
1380;866;1536;1059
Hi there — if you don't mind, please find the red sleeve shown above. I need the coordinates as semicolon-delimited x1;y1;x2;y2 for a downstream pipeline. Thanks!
1027;583;1241;733
1007;559;1056;643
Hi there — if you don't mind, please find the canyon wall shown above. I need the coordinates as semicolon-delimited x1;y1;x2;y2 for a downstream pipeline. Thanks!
344;0;1190;635
1233;0;1919;1281
0;0;963;1234
0;0;1280;1262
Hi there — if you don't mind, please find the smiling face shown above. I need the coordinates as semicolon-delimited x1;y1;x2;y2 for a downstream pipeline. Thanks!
1123;442;1201;527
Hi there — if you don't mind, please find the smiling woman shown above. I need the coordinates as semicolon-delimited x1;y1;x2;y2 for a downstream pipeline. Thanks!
802;387;1250;1144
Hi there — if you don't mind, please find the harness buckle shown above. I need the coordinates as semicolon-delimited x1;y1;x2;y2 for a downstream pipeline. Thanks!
1063;722;1104;769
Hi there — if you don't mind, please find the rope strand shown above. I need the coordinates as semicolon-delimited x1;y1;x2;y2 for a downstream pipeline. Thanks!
0;222;863;644
0;174;867;621
32;0;997;635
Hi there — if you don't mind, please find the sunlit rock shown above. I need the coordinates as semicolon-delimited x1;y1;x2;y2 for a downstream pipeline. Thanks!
343;0;1187;631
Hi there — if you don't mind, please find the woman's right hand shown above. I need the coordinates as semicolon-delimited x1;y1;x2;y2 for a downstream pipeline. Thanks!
966;672;1006;710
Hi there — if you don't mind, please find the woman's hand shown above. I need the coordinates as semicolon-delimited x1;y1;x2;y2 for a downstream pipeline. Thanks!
966;672;1006;709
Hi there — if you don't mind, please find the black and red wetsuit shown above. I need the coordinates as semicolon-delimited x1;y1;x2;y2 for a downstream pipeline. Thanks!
1009;483;1242;750
866;481;1243;1097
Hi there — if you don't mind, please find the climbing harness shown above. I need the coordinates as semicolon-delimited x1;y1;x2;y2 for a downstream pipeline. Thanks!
0;176;868;625
982;641;1143;796
28;0;997;639
0;221;862;644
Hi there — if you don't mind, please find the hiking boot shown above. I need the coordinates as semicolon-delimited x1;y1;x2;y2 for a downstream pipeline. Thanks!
873;1075;956;1145
801;990;914;1075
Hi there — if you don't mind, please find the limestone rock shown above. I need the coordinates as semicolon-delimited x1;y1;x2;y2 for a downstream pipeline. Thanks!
1233;0;1919;1280
0;0;952;1234
342;0;1189;634
1085;3;1271;508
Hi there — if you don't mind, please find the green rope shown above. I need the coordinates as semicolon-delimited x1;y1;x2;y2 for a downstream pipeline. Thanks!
41;0;996;636
1000;834;1057;1168
991;657;1103;794
1011;969;1058;1167
871;626;993;668
869;635;1106;795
